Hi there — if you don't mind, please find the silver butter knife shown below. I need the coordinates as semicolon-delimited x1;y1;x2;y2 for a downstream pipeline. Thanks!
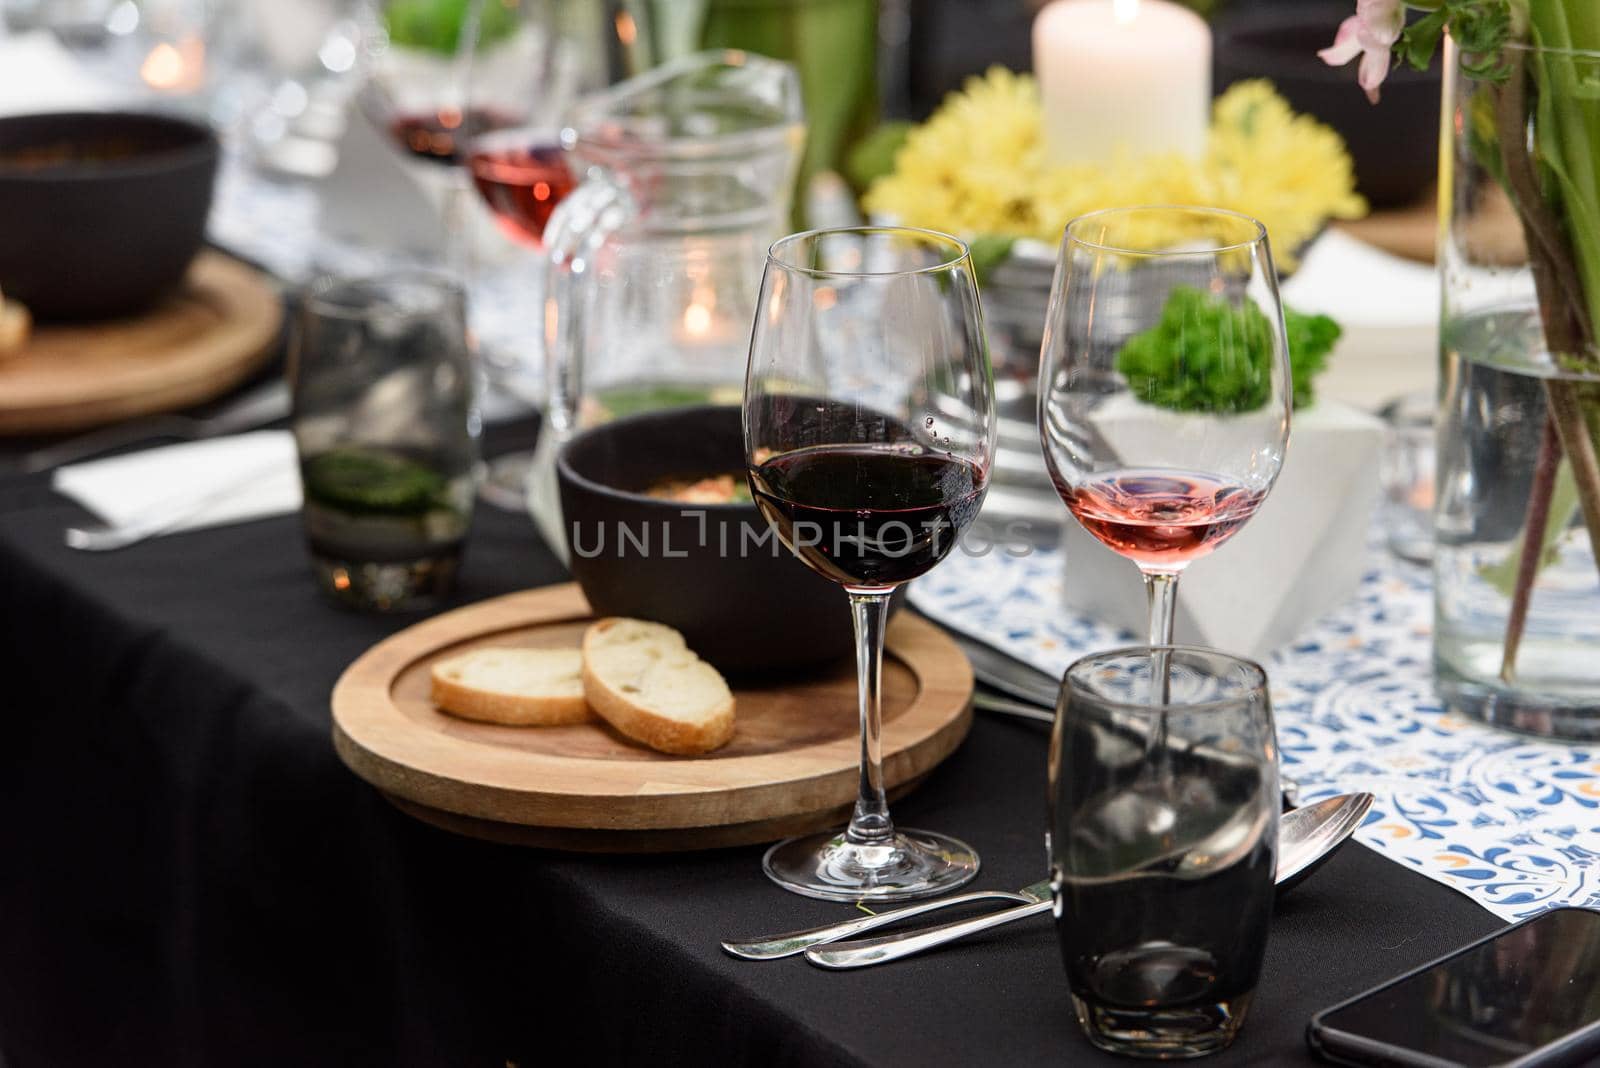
721;880;1050;961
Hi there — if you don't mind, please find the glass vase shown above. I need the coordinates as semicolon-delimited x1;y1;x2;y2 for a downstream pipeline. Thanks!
1435;40;1600;739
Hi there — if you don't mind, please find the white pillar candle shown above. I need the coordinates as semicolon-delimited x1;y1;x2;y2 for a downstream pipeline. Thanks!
1033;0;1212;165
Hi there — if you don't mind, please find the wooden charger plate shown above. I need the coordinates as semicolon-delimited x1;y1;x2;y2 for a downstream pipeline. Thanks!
332;583;974;852
0;251;281;434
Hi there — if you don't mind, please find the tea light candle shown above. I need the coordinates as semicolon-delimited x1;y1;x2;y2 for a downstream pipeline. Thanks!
1033;0;1211;165
139;35;207;95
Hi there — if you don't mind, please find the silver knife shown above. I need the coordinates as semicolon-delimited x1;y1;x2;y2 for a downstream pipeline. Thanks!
948;631;1063;709
721;880;1051;961
20;379;290;473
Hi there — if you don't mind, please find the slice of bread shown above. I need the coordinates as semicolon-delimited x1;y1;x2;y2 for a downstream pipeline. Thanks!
581;618;735;755
0;297;30;359
431;647;593;726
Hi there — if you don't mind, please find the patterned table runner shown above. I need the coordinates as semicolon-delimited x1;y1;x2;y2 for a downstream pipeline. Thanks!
910;542;1600;921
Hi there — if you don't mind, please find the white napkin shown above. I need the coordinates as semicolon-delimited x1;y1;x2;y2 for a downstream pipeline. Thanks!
53;430;302;536
1281;228;1439;329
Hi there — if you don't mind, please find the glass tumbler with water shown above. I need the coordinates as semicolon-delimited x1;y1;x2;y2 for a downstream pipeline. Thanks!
1049;646;1279;1058
290;272;480;611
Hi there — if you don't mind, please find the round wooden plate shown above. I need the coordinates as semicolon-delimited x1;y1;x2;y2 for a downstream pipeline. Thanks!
0;251;281;434
331;584;974;852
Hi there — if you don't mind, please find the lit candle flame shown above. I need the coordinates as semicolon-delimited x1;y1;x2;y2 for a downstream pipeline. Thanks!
614;11;637;47
682;285;717;339
683;302;713;338
140;35;205;93
1113;0;1139;25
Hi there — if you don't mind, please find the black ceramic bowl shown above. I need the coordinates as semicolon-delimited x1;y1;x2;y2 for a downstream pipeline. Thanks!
1214;5;1441;209
0;111;219;321
558;405;891;673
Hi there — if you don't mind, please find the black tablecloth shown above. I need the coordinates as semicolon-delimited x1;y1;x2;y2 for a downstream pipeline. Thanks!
0;421;1502;1067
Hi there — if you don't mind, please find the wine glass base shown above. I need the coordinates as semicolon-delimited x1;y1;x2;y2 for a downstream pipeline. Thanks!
761;828;979;902
478;451;535;512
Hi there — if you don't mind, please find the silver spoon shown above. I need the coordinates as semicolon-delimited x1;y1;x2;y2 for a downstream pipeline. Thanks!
801;792;1374;971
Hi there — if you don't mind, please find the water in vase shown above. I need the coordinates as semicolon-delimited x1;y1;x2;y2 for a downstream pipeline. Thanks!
1434;307;1600;737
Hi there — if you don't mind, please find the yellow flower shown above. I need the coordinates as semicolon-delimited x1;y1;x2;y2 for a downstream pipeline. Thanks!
862;71;1367;270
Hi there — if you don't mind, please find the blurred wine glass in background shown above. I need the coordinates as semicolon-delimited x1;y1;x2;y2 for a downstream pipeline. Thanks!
353;0;583;507
227;0;364;179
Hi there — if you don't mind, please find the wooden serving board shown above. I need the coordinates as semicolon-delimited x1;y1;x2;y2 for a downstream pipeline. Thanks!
331;584;975;852
0;251;281;434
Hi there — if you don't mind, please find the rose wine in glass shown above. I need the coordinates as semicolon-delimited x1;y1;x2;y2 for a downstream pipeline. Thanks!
1059;470;1266;571
746;227;996;902
467;134;575;246
1038;206;1291;646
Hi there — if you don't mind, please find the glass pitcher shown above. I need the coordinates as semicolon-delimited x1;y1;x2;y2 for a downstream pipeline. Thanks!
526;50;805;556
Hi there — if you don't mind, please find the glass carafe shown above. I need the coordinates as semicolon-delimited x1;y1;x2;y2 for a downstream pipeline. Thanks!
527;50;804;556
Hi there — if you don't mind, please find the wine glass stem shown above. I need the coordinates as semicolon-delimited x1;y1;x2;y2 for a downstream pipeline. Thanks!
1143;570;1179;707
845;591;895;847
443;175;473;282
1143;570;1179;646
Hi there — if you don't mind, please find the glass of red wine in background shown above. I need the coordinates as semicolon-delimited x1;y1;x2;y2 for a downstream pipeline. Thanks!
745;227;997;901
360;0;489;166
1038;206;1291;648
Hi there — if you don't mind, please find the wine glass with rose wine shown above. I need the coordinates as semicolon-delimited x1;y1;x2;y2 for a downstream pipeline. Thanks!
452;0;581;506
745;227;997;901
1038;206;1291;648
460;4;578;250
358;0;577;247
360;0;578;506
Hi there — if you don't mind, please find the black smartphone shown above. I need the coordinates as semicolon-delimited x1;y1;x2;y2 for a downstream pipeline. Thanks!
1308;908;1600;1067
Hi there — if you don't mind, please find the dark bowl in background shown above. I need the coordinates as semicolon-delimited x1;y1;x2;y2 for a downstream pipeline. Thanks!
0;111;219;321
1214;5;1442;209
558;405;900;673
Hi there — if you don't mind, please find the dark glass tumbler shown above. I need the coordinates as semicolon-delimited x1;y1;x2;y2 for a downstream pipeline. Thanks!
1048;646;1279;1058
290;272;480;612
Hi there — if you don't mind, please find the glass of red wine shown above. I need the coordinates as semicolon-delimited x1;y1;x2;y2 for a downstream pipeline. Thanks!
1038;206;1291;648
745;227;997;901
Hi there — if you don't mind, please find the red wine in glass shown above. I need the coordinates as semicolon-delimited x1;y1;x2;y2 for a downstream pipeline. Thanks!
749;444;986;589
1060;469;1265;571
388;107;516;165
468;141;575;246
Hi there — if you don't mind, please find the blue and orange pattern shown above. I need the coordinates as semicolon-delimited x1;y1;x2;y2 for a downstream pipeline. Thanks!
910;542;1600;921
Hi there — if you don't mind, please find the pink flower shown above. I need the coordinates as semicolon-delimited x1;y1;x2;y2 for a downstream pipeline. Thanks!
1318;0;1405;103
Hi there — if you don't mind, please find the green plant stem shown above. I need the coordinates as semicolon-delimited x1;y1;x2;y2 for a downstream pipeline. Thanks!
1489;54;1600;676
1544;382;1600;556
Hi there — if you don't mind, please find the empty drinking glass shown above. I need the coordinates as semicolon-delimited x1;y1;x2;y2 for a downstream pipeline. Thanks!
290;271;479;611
1378;391;1435;565
1049;646;1279;1058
